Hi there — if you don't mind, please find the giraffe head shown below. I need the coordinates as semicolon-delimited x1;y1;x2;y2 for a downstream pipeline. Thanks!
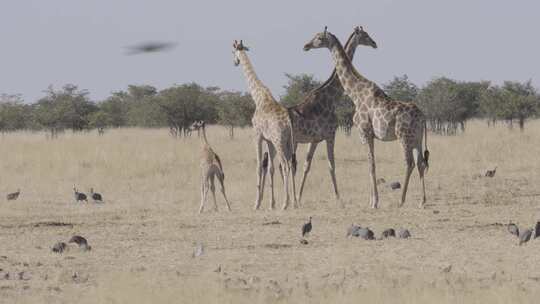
303;26;338;51
349;26;377;49
232;40;249;66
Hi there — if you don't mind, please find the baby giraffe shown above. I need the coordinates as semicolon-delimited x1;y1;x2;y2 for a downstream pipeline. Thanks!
190;120;231;213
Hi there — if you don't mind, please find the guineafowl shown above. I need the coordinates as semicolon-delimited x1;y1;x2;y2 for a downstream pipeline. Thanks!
6;189;20;201
73;187;88;203
302;217;312;237
90;188;103;203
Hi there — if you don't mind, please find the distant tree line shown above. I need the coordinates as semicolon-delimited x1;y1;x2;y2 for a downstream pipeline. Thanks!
1;74;538;138
0;83;255;139
282;73;540;135
384;75;539;134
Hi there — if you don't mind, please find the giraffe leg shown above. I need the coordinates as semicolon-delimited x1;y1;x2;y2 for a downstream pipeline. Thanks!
399;146;415;208
278;163;284;188
298;142;318;204
209;174;218;211
291;144;298;208
280;153;291;210
267;144;277;210
199;176;210;214
326;138;341;203
366;137;379;209
217;172;231;211
415;144;427;208
254;136;264;210
260;161;268;209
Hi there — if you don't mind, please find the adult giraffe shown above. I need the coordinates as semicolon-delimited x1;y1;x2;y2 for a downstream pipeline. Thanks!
288;26;377;204
233;40;297;210
303;27;429;209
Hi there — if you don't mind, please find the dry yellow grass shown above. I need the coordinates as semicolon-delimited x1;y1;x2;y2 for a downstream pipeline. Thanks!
1;121;540;303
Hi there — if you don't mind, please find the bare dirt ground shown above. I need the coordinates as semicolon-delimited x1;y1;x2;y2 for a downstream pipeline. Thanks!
1;121;540;303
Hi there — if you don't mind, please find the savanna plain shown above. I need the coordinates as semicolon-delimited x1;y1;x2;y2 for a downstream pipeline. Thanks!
1;120;540;303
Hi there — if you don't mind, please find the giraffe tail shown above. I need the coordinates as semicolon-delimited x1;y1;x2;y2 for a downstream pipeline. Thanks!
423;120;429;172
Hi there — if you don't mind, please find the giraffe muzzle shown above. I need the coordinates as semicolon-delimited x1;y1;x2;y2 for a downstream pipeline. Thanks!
303;43;313;51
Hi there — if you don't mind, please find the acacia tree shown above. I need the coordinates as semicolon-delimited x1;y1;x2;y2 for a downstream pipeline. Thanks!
383;74;418;102
216;91;255;139
0;94;31;132
122;85;165;127
157;83;218;137
502;80;538;131
280;73;321;107
33;84;97;137
97;92;131;127
417;78;487;135
480;80;538;130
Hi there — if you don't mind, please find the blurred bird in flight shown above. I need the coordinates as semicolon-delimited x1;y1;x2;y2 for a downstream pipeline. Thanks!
125;41;177;55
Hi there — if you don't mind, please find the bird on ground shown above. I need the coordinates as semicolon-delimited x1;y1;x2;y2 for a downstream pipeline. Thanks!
519;229;532;246
302;217;312;237
90;188;103;203
534;221;540;239
507;223;519;237
6;189;20;201
69;235;91;251
397;228;411;239
193;243;204;258
52;242;67;253
381;228;396;239
357;227;375;240
485;167;497;178
73;187;88;203
346;224;361;237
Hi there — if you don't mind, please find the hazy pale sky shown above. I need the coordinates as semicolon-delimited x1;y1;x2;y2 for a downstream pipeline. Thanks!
1;0;539;102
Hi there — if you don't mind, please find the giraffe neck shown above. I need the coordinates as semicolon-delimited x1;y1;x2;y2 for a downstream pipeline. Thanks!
201;125;209;146
328;34;375;106
238;51;273;108
327;33;360;89
318;34;360;107
293;33;359;114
